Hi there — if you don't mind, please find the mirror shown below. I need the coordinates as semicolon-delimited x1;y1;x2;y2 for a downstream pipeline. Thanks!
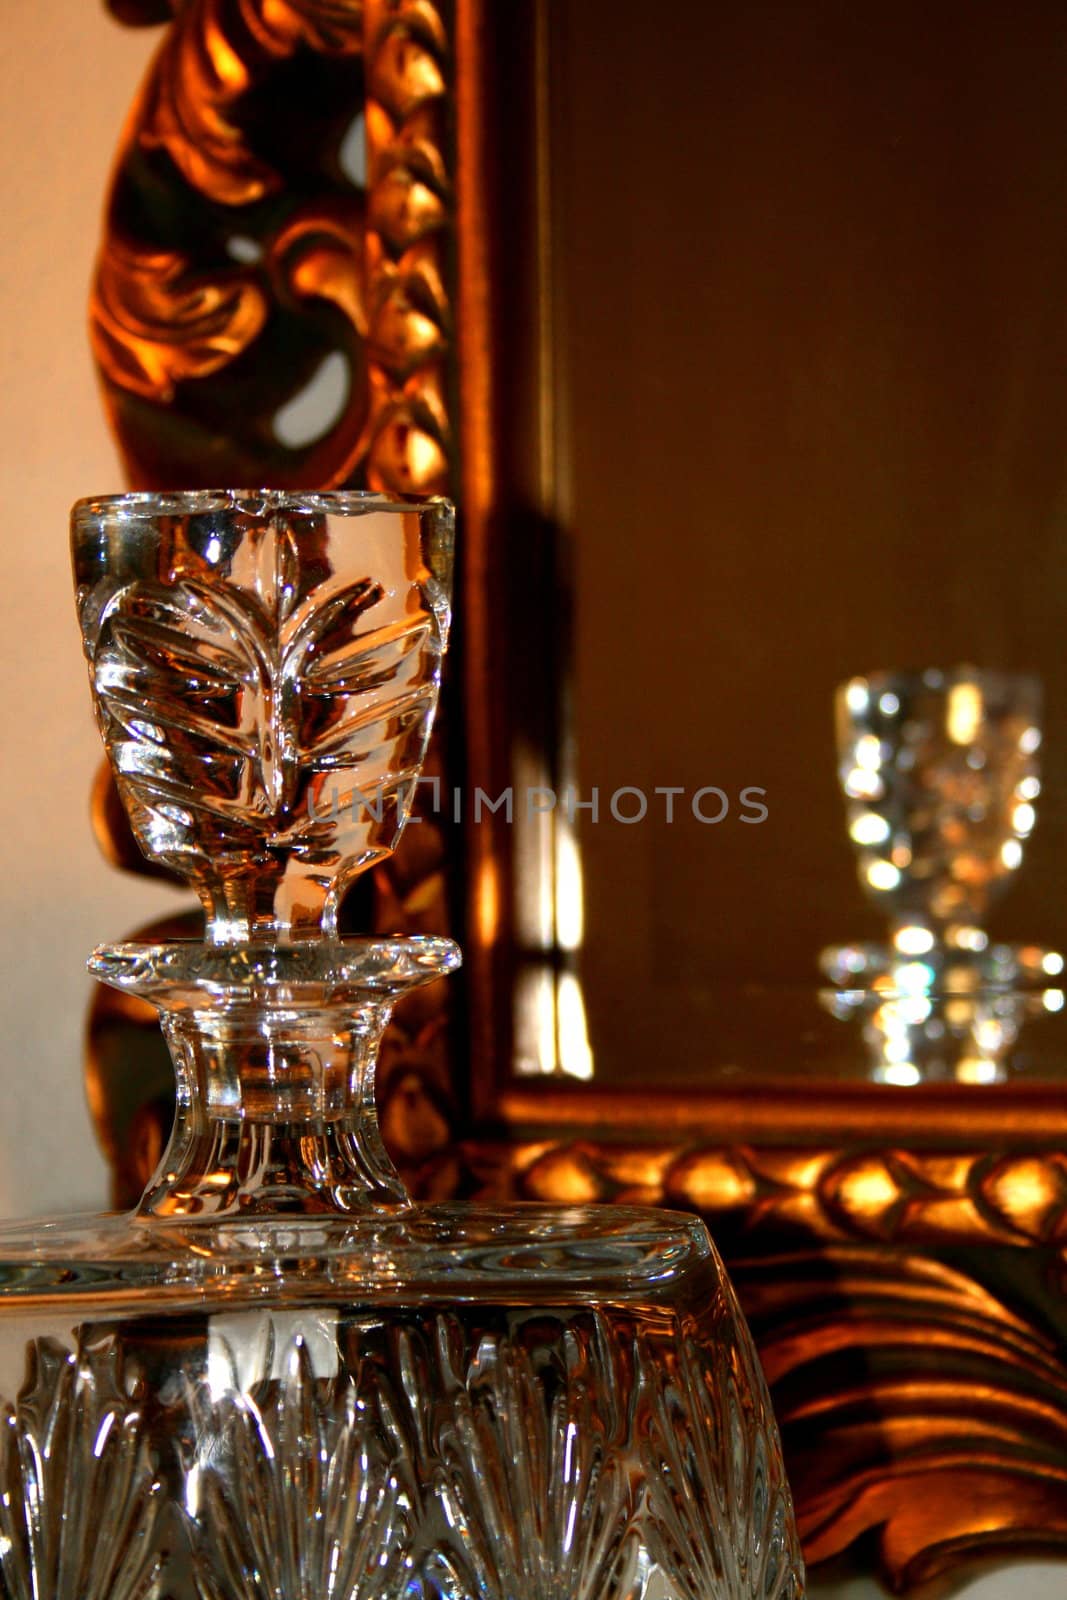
482;0;1067;1090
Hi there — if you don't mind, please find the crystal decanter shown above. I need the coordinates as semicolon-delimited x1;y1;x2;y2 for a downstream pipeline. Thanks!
0;491;802;1600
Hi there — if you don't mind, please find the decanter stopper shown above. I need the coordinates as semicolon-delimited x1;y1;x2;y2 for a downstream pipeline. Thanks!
71;491;459;1216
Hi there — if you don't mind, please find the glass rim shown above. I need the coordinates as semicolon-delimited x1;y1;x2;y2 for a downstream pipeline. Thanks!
71;489;453;526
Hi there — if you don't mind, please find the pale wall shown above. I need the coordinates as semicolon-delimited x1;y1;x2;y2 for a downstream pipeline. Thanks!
0;4;177;1216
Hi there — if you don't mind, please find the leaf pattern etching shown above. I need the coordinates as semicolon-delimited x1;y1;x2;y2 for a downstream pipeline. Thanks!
84;509;445;940
641;1303;803;1600
186;1332;417;1600
0;1332;165;1600
181;1309;802;1600
398;1313;643;1600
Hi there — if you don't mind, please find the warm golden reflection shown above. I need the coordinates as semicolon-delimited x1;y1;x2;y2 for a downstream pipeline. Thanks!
512;738;592;1078
474;855;499;948
824;667;1062;1082
835;667;1043;938
946;682;983;746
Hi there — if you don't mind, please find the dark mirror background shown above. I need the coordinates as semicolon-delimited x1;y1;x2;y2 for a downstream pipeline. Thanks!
520;0;1067;1084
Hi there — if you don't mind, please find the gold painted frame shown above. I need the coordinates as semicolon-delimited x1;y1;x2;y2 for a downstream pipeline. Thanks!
90;1;1067;1591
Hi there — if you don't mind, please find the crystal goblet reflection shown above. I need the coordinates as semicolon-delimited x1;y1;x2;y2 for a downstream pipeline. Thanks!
825;666;1059;1084
836;666;1041;944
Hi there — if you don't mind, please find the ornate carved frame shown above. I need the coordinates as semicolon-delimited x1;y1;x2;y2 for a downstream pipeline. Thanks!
91;2;1067;1592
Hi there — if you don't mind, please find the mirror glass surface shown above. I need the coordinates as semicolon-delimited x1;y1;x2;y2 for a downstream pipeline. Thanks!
510;0;1067;1086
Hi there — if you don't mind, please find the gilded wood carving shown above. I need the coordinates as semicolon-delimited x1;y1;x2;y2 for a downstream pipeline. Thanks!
474;1137;1067;1249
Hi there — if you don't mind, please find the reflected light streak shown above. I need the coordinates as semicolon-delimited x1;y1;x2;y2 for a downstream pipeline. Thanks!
512;742;593;1080
475;857;499;947
557;973;593;1080
555;819;584;952
516;965;558;1076
946;682;982;745
513;737;555;950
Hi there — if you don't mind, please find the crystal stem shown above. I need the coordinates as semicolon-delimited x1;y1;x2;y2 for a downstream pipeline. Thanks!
88;938;460;1220
138;1003;406;1217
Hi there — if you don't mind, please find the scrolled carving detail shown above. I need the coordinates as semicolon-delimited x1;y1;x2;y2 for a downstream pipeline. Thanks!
736;1245;1067;1591
93;0;451;493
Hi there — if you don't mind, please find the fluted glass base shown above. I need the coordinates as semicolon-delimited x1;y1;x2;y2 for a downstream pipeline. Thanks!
0;1203;802;1600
